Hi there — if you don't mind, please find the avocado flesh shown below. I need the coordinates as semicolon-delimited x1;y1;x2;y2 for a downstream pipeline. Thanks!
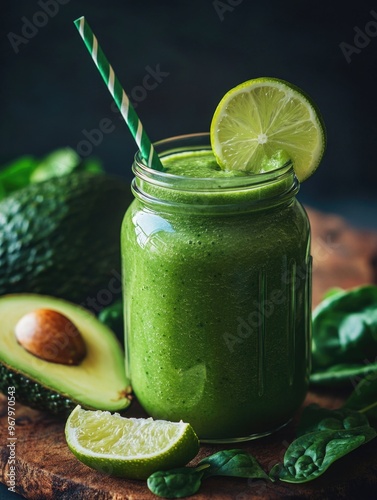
0;171;132;304
0;294;131;414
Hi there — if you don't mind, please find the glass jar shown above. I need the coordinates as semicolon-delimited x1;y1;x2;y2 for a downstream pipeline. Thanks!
122;133;311;443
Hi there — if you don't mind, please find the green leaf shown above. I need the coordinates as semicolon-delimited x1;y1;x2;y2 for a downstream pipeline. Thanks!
0;156;39;199
79;157;103;174
198;449;269;480
270;426;376;483
0;149;104;202
0;182;6;200
297;404;370;436
272;403;377;484
147;450;271;497
30;148;103;183
311;285;377;383
98;299;124;345
147;468;204;498
310;361;377;386
321;287;344;301
344;370;377;424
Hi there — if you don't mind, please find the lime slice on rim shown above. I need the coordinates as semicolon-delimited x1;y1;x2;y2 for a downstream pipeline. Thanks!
210;77;326;181
65;405;199;480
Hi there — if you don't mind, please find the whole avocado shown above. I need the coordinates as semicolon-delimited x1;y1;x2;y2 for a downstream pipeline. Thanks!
0;171;131;304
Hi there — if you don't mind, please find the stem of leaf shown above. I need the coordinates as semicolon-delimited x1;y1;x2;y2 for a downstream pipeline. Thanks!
359;400;377;414
195;464;211;473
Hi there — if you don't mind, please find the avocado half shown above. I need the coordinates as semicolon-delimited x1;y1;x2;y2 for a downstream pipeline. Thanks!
0;294;131;415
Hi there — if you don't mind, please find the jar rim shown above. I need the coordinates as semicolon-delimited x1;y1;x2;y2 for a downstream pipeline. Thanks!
133;132;296;192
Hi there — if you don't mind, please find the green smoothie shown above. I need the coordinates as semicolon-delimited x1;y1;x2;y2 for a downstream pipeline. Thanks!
122;138;311;441
161;150;246;177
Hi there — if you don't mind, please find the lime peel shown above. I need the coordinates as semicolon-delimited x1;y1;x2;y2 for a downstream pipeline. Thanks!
65;405;200;480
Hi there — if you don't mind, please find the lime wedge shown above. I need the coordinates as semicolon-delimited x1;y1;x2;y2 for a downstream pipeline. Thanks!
210;77;326;181
65;406;199;480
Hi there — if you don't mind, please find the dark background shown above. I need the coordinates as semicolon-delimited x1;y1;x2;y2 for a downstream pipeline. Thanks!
0;2;377;498
1;0;377;226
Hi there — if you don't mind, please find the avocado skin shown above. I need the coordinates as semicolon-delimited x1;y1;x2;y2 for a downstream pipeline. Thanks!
0;172;131;304
0;362;75;415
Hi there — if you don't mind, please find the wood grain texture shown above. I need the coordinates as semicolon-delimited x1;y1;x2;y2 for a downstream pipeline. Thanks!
1;207;377;499
307;207;377;306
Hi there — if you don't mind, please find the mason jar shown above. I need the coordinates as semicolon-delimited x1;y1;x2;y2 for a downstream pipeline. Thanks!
122;133;311;443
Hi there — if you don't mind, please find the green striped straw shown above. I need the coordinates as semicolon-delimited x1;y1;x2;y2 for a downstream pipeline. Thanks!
74;16;163;171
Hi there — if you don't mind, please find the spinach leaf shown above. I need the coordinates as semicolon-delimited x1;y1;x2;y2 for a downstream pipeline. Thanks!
147;449;270;498
297;404;370;436
310;362;377;386
0;149;103;202
198;449;269;480
311;285;377;385
321;287;344;300
0;156;39;200
270;426;376;483
30;148;103;183
98;299;124;345
147;467;204;498
344;370;377;424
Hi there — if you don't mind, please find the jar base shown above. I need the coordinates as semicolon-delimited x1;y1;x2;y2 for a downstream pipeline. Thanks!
199;418;291;444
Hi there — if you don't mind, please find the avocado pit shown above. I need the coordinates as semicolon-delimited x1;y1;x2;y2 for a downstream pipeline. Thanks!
15;309;87;365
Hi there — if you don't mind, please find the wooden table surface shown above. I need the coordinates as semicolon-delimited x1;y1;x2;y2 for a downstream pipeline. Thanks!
1;206;377;500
